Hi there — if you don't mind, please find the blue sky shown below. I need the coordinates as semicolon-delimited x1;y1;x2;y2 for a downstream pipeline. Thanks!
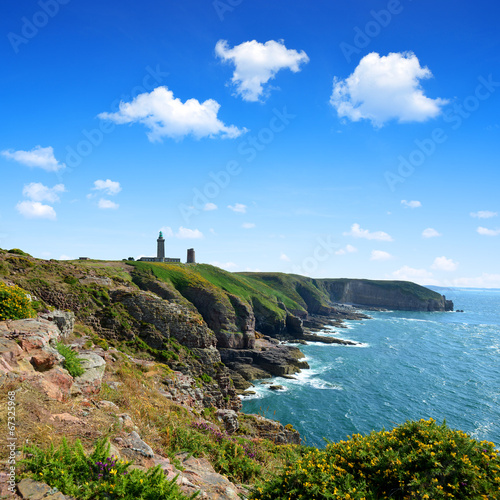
1;0;499;287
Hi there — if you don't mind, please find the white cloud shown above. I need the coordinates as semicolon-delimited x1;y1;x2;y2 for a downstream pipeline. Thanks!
477;226;500;236
431;256;459;271
335;244;358;255
59;255;73;260
422;228;441;238
176;227;203;239
215;39;309;102
370;250;393;261
330;52;448;127
471;210;497;219
22;183;65;203
16;201;56;220
98;198;119;210
392;266;434;281
210;261;238;270
92;179;121;195
160;227;174;238
280;252;291;262
344;223;393;241
228;203;247;213
450;273;500;288
203;202;218;211
98;86;244;141
1;145;65;171
401;200;422;209
242;222;256;229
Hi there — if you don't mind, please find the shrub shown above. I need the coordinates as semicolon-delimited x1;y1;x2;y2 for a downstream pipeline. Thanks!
8;248;32;257
19;437;198;499
0;282;36;321
55;341;85;378
251;419;500;499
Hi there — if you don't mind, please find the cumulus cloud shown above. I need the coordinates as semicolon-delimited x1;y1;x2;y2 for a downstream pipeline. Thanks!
242;222;256;229
335;244;358;255
477;226;500;236
450;273;500;288
92;179;121;195
203;202;218;211
98;198;119;210
344;223;393;241
422;228;441;238
215;39;309;101
392;266;434;281
401;200;422;209
228;203;247;213
16;201;56;220
471;211;497;219
22;183;65;203
176;227;203;239
98;86;245;141
1;145;65;171
431;256;459;271
370;250;393;261
330;52;448;127
280;252;291;262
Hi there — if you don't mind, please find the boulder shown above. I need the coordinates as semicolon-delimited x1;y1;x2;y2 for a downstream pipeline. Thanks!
72;353;106;395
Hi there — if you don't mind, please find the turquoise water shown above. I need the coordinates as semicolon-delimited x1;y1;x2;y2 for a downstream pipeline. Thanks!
241;289;500;448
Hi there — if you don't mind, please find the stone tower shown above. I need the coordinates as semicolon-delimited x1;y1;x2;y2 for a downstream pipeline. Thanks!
187;248;195;264
157;231;165;260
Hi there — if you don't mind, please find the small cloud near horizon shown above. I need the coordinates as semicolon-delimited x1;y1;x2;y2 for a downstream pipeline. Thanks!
477;226;500;236
431;256;459;272
98;198;119;210
335;244;358;255
401;200;422;208
370;250;393;261
471;211;497;219
344;223;393;241
422;228;441;238
16;200;57;220
228;203;247;213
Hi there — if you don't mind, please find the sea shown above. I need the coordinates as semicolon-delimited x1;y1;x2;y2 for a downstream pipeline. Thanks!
241;288;500;449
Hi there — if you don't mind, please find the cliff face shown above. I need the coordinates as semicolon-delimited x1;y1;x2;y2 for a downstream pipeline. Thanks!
318;279;454;312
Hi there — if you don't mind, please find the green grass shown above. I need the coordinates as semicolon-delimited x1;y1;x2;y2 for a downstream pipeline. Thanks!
55;341;85;378
19;438;198;499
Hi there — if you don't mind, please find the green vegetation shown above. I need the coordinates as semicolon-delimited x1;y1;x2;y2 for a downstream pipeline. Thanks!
19;438;197;499
55;341;85;377
7;248;32;257
162;420;302;484
251;419;500;499
0;282;36;321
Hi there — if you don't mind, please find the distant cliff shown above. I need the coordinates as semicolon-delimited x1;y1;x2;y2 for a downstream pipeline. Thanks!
238;273;453;314
317;278;454;312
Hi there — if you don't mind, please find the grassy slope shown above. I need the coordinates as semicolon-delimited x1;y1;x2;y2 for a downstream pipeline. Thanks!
240;273;443;306
129;262;299;318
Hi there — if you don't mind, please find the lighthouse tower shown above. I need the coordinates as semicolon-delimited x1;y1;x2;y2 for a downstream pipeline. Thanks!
157;231;165;260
